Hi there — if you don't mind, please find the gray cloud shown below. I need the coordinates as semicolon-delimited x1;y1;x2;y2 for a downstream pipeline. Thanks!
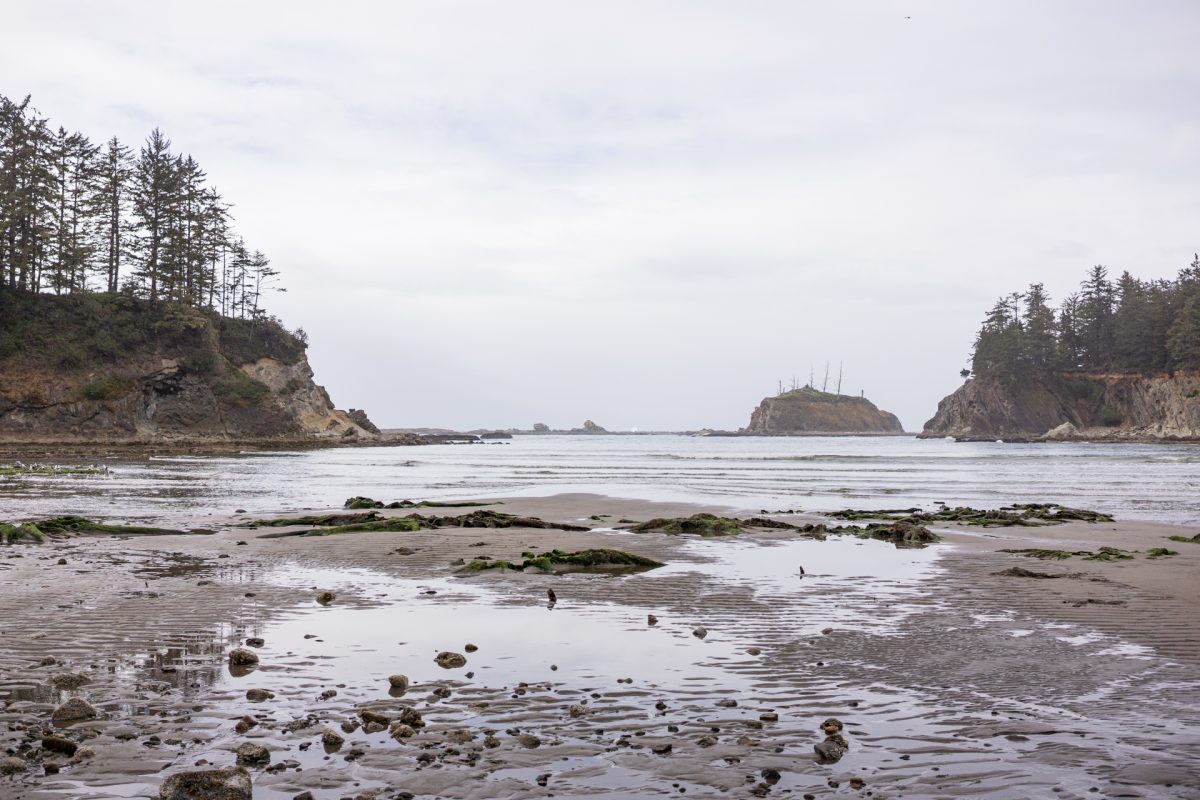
4;1;1198;430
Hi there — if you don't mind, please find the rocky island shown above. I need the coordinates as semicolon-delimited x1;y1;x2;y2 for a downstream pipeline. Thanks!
745;386;904;434
922;261;1200;442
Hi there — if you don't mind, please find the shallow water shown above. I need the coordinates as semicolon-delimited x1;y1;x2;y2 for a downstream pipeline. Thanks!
4;434;1200;525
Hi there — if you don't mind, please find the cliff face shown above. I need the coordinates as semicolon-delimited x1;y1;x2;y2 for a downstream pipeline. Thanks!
921;373;1200;441
0;288;377;444
746;387;904;434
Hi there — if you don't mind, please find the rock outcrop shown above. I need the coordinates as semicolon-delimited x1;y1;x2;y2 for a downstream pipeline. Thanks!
745;387;903;434
921;372;1200;441
0;288;380;444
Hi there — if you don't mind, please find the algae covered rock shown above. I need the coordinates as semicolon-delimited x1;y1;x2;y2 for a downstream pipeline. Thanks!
158;765;252;800
51;697;97;724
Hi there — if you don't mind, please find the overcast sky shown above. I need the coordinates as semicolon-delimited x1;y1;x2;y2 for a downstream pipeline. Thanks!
5;1;1199;430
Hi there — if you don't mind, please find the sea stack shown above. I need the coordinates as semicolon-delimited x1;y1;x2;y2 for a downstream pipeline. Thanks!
745;387;903;434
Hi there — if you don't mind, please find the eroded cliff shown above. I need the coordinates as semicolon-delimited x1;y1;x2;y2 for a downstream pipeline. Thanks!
921;373;1200;441
746;387;904;434
0;288;378;444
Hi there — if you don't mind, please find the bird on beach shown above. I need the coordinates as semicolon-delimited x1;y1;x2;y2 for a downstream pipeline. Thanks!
547;587;557;607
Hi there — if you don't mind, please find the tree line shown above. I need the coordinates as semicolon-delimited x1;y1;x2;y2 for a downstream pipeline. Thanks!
0;93;280;320
971;258;1200;379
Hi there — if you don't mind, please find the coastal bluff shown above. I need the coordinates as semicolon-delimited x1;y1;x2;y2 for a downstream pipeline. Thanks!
746;387;904;434
921;373;1200;441
0;287;381;444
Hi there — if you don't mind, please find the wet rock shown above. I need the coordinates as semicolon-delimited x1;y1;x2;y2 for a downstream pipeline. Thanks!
245;689;274;702
38;655;57;666
697;735;718;747
820;718;844;735
517;733;542;748
446;729;474;744
71;745;95;763
360;710;390;726
321;728;344;749
235;741;270;765
234;716;257;734
435;651;467;669
849;776;865;789
228;648;259;666
52;697;97;724
158;766;253;800
759;712;779;722
652;743;672;755
319;689;337;700
42;735;78;756
244;637;265;648
464;643;478;652
647;614;658;626
814;737;846;762
547;588;557;606
362;721;386;734
397;707;425;728
821;627;834;635
293;793;315;800
761;768;781;784
693;626;708;639
387;674;409;691
746;647;762;655
483;735;501;748
340;719;360;734
316;591;336;605
389;723;416;740
0;756;27;775
716;698;738;708
49;671;89;690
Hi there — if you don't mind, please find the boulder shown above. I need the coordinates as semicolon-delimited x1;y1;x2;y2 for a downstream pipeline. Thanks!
158;766;253;800
435;651;467;669
52;697;97;724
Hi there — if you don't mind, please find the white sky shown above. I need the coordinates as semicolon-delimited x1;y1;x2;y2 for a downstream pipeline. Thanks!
4;1;1199;430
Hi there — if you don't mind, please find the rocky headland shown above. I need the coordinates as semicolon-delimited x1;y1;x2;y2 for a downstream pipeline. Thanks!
745;387;904;435
0;287;393;446
921;372;1200;442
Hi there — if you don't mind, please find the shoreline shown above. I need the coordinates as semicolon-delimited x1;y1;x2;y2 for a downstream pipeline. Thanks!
2;493;1198;798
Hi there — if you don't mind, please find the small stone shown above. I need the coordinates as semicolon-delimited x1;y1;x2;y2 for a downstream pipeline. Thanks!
235;742;270;765
693;626;708;639
50;672;90;690
747;647;762;655
319;689;336;700
321;728;344;748
227;648;259;666
697;735;718;747
435;651;467;669
759;712;779;722
245;689;274;702
446;728;474;744
464;643;478;652
517;733;542;748
655;701;668;711
389;723;416;740
360;709;390;726
716;699;738;708
0;757;26;775
820;717;844;735
652;743;672;755
52;697;97;724
761;768;781;784
387;674;409;691
647;614;658;626
57;558;67;565
849;776;865;789
71;746;95;763
815;735;848;763
340;719;359;734
42;735;78;755
244;637;264;648
362;721;386;734
397;707;425;728
293;793;315;800
822;627;834;635
316;591;336;604
568;704;588;718
234;716;257;734
158;766;252;800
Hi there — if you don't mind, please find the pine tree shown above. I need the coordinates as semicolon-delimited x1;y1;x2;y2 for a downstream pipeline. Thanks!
1167;296;1200;370
1022;283;1058;372
130;129;179;302
94;136;133;292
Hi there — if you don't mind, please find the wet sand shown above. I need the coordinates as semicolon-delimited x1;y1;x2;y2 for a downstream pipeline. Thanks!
1;494;1199;799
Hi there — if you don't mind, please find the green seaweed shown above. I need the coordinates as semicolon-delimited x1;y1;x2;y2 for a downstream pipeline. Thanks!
0;522;46;544
0;515;190;543
826;503;1112;528
344;496;495;510
1001;545;1137;561
259;510;589;538
629;514;747;537
1145;547;1179;559
1166;534;1200;544
465;548;663;574
245;512;385;528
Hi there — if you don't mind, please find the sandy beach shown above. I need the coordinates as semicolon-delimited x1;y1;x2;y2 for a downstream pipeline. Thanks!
1;493;1199;799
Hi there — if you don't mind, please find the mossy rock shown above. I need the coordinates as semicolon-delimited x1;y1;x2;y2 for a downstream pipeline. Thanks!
825;503;1112;528
465;548;664;574
1145;547;1178;559
343;496;494;510
259;509;587;538
1167;533;1200;544
629;514;744;537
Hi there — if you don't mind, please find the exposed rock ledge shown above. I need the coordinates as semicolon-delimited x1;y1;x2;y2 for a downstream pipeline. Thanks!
745;387;904;434
920;372;1200;442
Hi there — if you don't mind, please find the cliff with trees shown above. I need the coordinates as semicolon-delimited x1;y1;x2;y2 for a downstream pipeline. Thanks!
0;94;379;444
923;258;1200;441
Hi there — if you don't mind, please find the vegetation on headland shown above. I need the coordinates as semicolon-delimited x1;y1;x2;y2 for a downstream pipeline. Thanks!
2;93;282;319
464;548;664;574
826;503;1113;527
968;260;1200;382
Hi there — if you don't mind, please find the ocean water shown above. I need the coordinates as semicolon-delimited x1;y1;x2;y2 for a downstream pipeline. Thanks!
3;434;1200;526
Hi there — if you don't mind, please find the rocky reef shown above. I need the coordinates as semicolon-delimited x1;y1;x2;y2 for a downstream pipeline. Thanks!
921;373;1200;441
745;387;903;434
0;288;383;444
